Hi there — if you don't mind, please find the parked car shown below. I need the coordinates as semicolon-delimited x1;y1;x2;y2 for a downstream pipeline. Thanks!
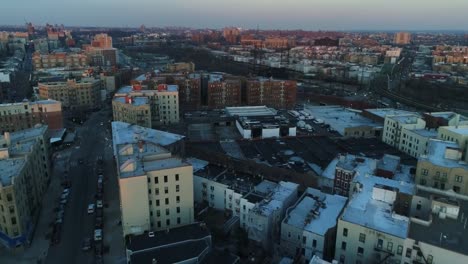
94;229;102;241
82;237;92;251
87;204;95;214
96;200;103;208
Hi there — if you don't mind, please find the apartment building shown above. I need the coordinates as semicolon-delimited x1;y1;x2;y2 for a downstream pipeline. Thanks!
423;112;468;129
0;125;51;249
0;100;63;133
113;84;180;127
405;190;468;264
246;181;299;251
38;78;101;110
174;74;201;110
32;51;88;70
166;62;195;73
383;114;426;148
91;33;112;49
415;139;468;195
112;121;192;237
207;75;241;108
246;78;297;109
335;173;415;264
399;128;438;158
438;125;468;162
394;32;411;45
280;188;347;262
83;33;117;66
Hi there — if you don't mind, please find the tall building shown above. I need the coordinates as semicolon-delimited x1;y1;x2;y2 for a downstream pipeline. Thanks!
415;139;468;195
280;188;347;262
174;74;201;111
246;78;297;109
394;32;411;45
113;84;180;127
0;125;51;249
92;33;113;49
112;122;193;237
38;78;101;110
0;100;63;133
206;75;241;108
223;27;240;44
84;33;117;66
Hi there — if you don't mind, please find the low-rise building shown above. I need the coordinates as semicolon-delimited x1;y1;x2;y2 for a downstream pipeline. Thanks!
335;173;415;264
383;114;426;148
112;122;192;237
0;100;63;133
415;139;468;195
0;125;51;249
423;112;468;129
438;125;468;162
280;188;347;262
166;62;195;73
246;181;299;251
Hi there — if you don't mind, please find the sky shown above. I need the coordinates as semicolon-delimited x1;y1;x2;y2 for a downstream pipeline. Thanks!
2;0;468;30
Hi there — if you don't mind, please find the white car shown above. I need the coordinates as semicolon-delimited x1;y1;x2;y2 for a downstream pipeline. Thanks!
94;229;102;241
96;200;103;208
87;204;95;214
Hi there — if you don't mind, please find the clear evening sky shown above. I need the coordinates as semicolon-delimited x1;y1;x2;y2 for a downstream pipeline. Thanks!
2;0;468;30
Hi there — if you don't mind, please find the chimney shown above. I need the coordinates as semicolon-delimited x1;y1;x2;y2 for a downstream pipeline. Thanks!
4;132;11;146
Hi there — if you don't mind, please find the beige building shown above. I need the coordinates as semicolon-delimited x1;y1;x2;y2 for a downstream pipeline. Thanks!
38;78;101;110
383;114;426;148
415;139;468;195
166;62;195;73
399;128;438;158
113;85;179;127
438;125;468;162
112;122;193;237
112;97;151;128
335;172;415;264
394;32;411;45
32;52;88;70
0;125;51;249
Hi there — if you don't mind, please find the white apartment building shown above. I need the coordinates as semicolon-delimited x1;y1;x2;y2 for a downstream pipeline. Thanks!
281;188;347;262
383;114;426;148
246;181;299;252
335;173;415;264
399;128;438;158
112;121;193;237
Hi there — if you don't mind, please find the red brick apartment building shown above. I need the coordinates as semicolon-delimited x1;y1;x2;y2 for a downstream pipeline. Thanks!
207;78;242;108
246;78;297;109
174;75;202;110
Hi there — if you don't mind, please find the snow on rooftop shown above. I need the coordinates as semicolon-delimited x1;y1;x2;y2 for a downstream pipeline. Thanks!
254;181;298;216
388;114;422;124
186;158;209;173
442;125;468;135
321;154;376;180
342;173;415;238
305;105;381;135
285;188;347;236
408;129;438;138
421;139;467;168
365;108;417;119
225;106;277;117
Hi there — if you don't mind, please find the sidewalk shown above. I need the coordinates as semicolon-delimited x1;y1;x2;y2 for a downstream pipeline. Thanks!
0;148;72;264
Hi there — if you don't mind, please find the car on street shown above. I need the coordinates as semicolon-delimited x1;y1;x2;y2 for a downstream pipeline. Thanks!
96;200;103;208
95;217;103;228
82;237;92;251
94;229;102;241
87;203;95;214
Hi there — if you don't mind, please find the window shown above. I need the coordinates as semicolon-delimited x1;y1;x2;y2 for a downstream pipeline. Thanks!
157;221;161;228
176;185;180;192
359;233;366;243
341;241;346;250
416;204;422;210
7;193;12;202
164;187;168;194
406;248;412;258
377;239;383;249
165;198;169;205
148;189;152;194
175;174;179;181
164;175;168;183
303;236;306;244
156;210;160;217
155;188;159;195
156;200;160;206
312;239;317;248
288;232;291;238
177;207;180;213
343;228;348;237
149;200;152;205
421;169;428;176
166;219;170;226
357;247;364;255
387;242;393;251
166;208;170;215
154;177;159;184
150;211;153;216
177;217;181;224
147;177;151;183
397;245;403;255
11;217;16;225
176;196;180;203
456;175;463;183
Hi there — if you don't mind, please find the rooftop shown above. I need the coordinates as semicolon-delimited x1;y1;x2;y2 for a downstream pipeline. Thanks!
225;106;278;117
113;96;149;106
420;139;467;169
284;188;347;236
388;114;422;125
321;154;376;180
130;239;209;264
252;181;298;216
440;125;468;135
426;111;468;122
342;173;415;239
408;129;438;138
127;222;210;252
304;105;381;136
377;154;400;173
365;108;418;120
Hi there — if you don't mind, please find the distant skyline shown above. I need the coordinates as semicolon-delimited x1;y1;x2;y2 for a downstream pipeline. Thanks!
1;0;468;31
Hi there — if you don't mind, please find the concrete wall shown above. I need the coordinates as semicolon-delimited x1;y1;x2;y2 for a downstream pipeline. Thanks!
119;175;150;236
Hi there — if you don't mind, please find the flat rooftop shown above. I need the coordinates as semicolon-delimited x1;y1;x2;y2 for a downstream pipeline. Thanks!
321;154;376;180
342;174;415;239
365;108;418;120
409;190;468;255
225;106;278;117
421;139;467;169
113;96;149;106
284;188;347;236
237;115;292;130
252;181;298;216
304;105;382;136
440;125;468;135
388;114;422;124
408;129;438;138
130;240;209;264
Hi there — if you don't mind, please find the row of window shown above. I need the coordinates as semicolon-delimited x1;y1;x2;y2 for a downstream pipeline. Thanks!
148;185;180;195
147;174;180;184
150;217;181;228
150;206;181;217
148;196;181;206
